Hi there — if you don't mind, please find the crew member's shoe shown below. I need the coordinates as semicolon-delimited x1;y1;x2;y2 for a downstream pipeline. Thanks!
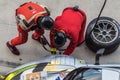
6;41;20;55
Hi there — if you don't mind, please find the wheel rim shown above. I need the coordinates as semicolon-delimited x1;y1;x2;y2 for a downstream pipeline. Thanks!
92;20;118;44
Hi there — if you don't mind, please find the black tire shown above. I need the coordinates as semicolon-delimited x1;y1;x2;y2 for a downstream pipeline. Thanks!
86;39;119;55
85;17;120;55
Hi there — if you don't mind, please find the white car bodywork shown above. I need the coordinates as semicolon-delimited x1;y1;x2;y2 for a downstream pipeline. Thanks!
3;55;86;80
1;55;120;80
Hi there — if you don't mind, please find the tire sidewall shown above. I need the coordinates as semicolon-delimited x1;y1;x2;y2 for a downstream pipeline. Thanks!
85;38;120;55
85;16;120;48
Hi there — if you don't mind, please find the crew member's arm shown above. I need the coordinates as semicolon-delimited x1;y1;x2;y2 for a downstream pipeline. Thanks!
50;29;56;48
63;33;78;55
50;29;57;54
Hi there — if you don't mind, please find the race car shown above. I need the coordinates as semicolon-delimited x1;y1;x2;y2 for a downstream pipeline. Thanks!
1;55;120;80
0;55;86;80
64;66;120;80
63;50;120;80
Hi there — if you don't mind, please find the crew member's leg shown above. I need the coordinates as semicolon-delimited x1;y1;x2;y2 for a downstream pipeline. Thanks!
6;26;28;55
32;28;47;45
77;10;86;46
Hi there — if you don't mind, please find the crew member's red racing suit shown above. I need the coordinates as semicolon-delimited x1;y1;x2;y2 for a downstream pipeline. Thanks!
10;2;49;46
50;7;86;55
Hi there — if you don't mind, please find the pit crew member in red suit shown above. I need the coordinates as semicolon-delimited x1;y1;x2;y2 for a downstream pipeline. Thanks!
50;6;86;55
6;2;54;55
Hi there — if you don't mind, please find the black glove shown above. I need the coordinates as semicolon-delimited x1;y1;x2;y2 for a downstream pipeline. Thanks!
39;37;47;45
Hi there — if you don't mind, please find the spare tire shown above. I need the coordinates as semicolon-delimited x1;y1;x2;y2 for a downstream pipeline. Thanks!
86;38;119;55
85;17;120;55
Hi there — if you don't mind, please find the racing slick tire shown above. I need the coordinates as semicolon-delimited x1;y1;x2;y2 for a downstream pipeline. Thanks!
85;17;120;55
86;39;119;55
